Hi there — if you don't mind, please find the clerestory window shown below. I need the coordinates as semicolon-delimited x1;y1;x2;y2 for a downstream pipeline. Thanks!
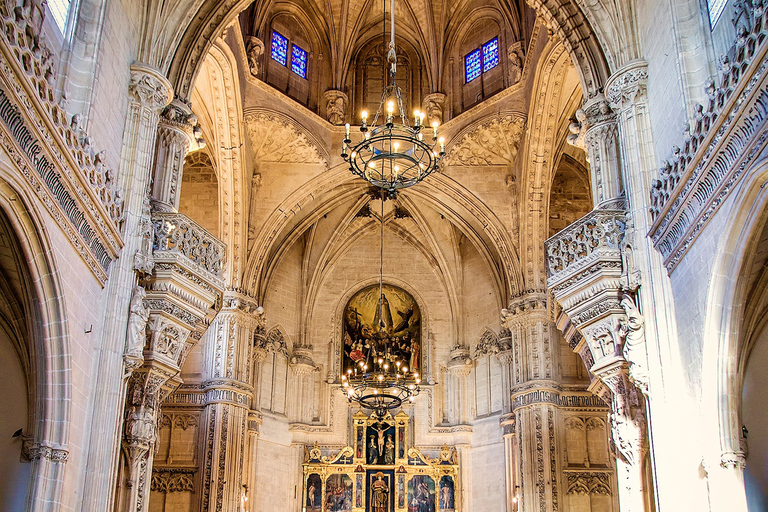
465;37;499;83
271;30;308;79
48;0;71;31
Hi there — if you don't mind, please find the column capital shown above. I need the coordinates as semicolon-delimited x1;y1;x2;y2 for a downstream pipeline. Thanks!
605;60;649;111
129;64;173;112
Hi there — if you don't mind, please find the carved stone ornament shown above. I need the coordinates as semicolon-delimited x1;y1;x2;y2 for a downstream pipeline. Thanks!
246;37;265;77
507;42;524;86
444;114;526;166
128;64;173;113
244;111;329;167
649;8;768;272
134;195;155;275
125;286;150;368
324;90;348;126
151;468;195;493
422;92;446;126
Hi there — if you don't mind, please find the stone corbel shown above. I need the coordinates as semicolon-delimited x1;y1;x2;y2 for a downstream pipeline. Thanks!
446;344;473;377
324;90;348;126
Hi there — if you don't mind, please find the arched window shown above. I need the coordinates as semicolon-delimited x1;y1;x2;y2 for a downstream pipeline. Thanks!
266;16;312;106
457;19;503;112
48;0;72;31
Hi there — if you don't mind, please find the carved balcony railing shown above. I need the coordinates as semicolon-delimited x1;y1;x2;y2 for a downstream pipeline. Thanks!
545;198;627;288
0;4;126;228
649;5;768;272
152;211;225;280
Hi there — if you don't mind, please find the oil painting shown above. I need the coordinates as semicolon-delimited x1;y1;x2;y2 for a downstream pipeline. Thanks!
342;284;421;376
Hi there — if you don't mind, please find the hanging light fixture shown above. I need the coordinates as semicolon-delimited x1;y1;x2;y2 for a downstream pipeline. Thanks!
340;191;421;419
341;0;444;199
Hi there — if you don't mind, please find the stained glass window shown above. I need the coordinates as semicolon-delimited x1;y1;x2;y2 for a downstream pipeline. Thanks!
465;49;482;83
291;44;308;78
707;0;727;27
271;31;288;66
482;38;499;72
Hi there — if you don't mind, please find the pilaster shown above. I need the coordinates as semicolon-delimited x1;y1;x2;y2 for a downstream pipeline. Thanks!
577;96;623;205
200;290;266;512
81;64;172;512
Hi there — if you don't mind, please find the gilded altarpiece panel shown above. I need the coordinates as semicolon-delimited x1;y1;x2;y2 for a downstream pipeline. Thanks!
302;412;459;512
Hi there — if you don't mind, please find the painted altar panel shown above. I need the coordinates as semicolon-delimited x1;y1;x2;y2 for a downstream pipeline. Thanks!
342;284;422;375
302;412;459;511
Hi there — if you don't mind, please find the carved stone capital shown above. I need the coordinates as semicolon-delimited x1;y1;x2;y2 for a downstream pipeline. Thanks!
129;64;173;112
324;90;348;125
720;450;747;470
605;61;649;111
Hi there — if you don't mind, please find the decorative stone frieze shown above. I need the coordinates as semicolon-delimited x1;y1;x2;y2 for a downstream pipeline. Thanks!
244;110;329;167
151;468;195;493
649;8;768;272
324;90;348;126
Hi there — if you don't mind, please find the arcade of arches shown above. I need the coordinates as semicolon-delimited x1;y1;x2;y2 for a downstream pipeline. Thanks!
0;0;767;511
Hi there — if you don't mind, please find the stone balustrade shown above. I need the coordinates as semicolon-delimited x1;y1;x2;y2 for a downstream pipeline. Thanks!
545;198;627;284
649;4;768;221
0;2;126;230
152;211;225;279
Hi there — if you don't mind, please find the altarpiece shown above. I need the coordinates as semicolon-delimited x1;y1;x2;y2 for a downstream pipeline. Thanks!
302;411;459;512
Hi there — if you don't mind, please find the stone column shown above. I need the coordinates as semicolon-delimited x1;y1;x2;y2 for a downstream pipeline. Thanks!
446;344;473;425
151;99;197;211
200;291;265;512
244;411;262;508
80;64;171;512
502;292;560;512
578;96;623;205
500;414;519;512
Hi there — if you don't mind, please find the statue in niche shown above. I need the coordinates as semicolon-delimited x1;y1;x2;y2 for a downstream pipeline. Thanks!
246;37;264;77
126;286;149;362
384;434;395;464
367;436;379;464
371;473;390;512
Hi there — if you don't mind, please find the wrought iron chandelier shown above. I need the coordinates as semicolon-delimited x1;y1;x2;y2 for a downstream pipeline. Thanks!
341;190;421;419
341;0;444;199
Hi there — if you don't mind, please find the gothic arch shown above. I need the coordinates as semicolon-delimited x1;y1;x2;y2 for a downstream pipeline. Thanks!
701;157;768;510
0;167;71;511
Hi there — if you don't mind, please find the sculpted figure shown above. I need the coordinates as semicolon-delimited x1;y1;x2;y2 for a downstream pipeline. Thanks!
126;286;149;360
325;91;347;126
508;48;522;85
246;37;264;77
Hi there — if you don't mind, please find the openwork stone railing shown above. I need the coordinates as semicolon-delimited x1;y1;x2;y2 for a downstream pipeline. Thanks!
0;2;125;229
545;198;627;281
650;7;768;218
649;5;768;272
152;212;225;278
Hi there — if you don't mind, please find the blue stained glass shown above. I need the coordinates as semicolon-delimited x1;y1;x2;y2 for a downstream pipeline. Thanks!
482;38;499;72
291;44;308;78
465;49;482;83
271;31;288;66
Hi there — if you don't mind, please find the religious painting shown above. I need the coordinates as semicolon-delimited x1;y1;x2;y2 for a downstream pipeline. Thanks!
439;476;455;510
325;474;353;512
342;284;422;376
407;475;435;512
305;473;322;512
356;425;365;458
398;474;406;508
366;421;396;465
367;470;394;512
356;474;364;508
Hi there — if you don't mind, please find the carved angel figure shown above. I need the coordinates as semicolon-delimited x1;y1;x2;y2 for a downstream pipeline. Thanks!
508;48;523;85
246;37;264;77
126;286;150;360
